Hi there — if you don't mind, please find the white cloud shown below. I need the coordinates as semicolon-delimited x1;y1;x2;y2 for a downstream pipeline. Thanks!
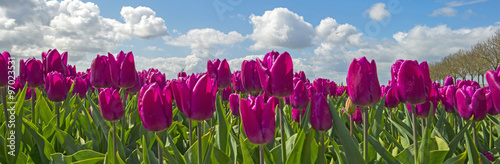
146;46;164;51
248;7;315;50
365;3;391;21
119;6;168;39
430;7;457;16
165;28;245;50
446;0;487;7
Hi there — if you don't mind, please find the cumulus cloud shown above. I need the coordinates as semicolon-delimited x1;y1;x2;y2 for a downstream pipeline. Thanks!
165;28;245;50
0;0;167;61
146;46;164;51
430;0;486;17
365;3;391;21
249;7;315;50
430;7;457;17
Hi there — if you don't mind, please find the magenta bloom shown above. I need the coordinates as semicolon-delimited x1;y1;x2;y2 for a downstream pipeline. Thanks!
485;87;499;115
395;60;430;105
456;86;487;121
457;80;480;89
444;76;454;86
256;51;294;98
384;85;399;108
45;72;68;102
98;88;124;121
231;71;246;93
294;71;307;83
67;65;76;77
207;59;231;89
352;108;362;125
486;67;500;113
240;94;278;145
172;74;217;121
20;58;44;88
290;80;309;110
147;71;166;89
13;77;34;100
178;71;187;78
441;85;457;113
229;93;240;116
481;152;494;162
292;107;306;123
310;93;332;131
90;55;113;88
73;76;89;99
126;71;144;94
138;83;173;131
346;57;381;107
108;51;138;89
43;49;68;76
336;86;347;96
312;78;331;96
241;60;262;93
222;85;232;101
406;100;435;118
0;52;10;87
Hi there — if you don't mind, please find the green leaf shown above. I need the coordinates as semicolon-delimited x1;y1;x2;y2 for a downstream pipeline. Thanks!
366;134;400;164
239;136;255;164
327;98;364;164
465;125;480;164
211;146;231;164
216;92;229;153
142;135;151;164
444;121;472;160
428;137;450;164
165;131;186;164
23;118;55;164
443;151;467;164
55;129;84;154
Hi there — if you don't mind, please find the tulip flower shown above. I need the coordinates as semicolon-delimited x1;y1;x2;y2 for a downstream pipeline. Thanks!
207;59;231;89
486;87;499;115
345;97;357;114
294;71;307;83
395;60;431;105
290;80;309;110
147;71;166;89
108;51;138;89
384;85;399;108
329;81;337;97
43;49;67;76
178;71;187;78
457;80;480;89
391;59;404;83
172;74;217;121
229;93;240;116
346;57;381;107
241;60;262;93
456;86;487;122
406;101;435;118
352;108;363;125
292;107;306;123
73;76;89;99
67;65;76;77
0;52;11;87
99;88;124;122
486;67;500;112
126;71;144;94
336;85;347;96
310;93;332;131
441;85;457;113
443;76;453;86
231;71;246;93
19;58;44;88
90;55;113;88
12;77;33;100
138;83;173;131
481;152;494;162
240;94;277;144
312;78;331;96
256;51;294;98
222;85;232;101
45;72;68;102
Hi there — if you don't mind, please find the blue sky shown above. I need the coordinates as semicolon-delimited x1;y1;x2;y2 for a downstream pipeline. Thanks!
1;0;499;83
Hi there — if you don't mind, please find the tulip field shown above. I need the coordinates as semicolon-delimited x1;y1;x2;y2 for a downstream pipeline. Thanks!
1;49;500;164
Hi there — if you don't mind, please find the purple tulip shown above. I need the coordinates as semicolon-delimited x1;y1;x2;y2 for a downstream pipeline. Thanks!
329;81;337;97
256;51;294;98
457;80;480;89
98;88;124;121
222;85;232;101
336;86;347;96
384;85;399;108
241;60;262;93
108;51;138;89
0;52;11;87
486;67;500;112
346;57;381;107
20;58;44;88
310;93;332;131
456;86;487;121
391;59;404;83
240;94;278;144
294;71;307;83
290;80;309;110
229;93;240;116
13;77;33;100
441;85;457;113
292;107;306;123
45;72;68;102
406;100;435;118
394;60;430;105
126;71;144;94
178;71;187;78
138;83;173;131
231;71;246;93
43;49;67;76
90;55;113;88
481;152;494;162
148;71;166;89
444;76;454;86
207;59;231;89
352;108;363;125
172;74;217;121
485;87;499;115
312;78;331;96
67;65;76;77
73;76;89;99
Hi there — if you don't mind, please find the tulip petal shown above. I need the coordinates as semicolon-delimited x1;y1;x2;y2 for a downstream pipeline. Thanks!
190;75;215;121
269;52;293;97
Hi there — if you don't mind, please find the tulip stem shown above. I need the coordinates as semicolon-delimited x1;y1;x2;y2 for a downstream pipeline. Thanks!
113;122;117;164
189;120;193;146
489;120;493;149
198;121;202;164
362;107;369;162
121;92;126;144
157;132;163;164
31;88;37;125
350;115;354;137
421;118;426;136
237;117;241;140
320;131;326;164
2;87;8;134
56;102;61;129
411;105;418;164
472;121;477;146
279;98;287;163
259;145;264;164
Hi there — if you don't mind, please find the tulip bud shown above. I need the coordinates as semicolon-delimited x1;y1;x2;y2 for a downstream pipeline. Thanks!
241;60;262;93
384;86;399;108
346;57;381;107
406;100;435;118
352;108;363;125
126;71;144;94
90;55;113;88
231;71;246;93
67;65;76;77
43;49;67;76
98;88;124;121
256;51;294;98
240;94;278;144
456;86;487;121
441;85;457;113
147;71;166;89
0;52;11;87
20;58;44;88
178;71;187;78
310;93;332;131
172;74;217;121
290;80;309;110
312;78;331;96
294;71;307;83
481;152;494;162
45;72;68;102
394;60;430;105
73;76;89;99
345;97;357;114
229;93;240;116
138;83;173;131
444;76;454;86
108;51;138;89
486;69;500;112
292;107;306;123
207;59;231;89
485;87;499;115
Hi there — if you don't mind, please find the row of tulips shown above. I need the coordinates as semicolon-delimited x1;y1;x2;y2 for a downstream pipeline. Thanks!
0;49;499;164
